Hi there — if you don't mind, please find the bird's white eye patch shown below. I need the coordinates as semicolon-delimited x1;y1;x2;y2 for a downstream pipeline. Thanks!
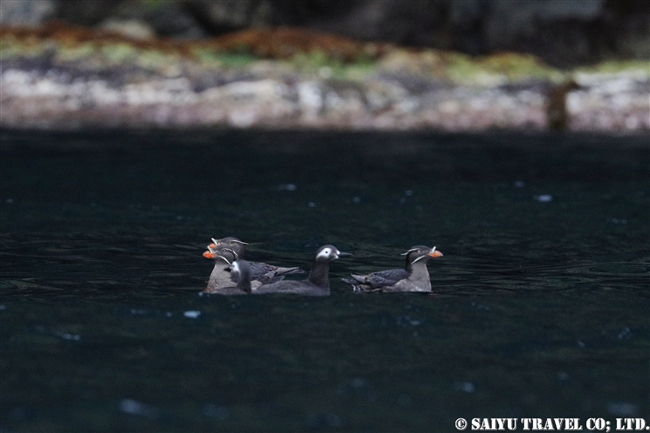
317;248;332;260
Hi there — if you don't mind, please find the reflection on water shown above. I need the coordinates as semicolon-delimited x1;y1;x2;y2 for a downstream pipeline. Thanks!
1;130;648;431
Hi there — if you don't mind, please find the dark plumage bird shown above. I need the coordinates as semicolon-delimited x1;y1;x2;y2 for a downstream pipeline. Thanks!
208;237;248;256
343;245;443;292
251;245;351;296
202;237;303;292
211;237;304;276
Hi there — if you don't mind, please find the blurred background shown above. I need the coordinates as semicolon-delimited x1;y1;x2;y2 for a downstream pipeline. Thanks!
3;0;649;63
1;0;648;131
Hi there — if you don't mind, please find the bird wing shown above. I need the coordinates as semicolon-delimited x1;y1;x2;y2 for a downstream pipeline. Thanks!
249;261;303;280
360;268;410;288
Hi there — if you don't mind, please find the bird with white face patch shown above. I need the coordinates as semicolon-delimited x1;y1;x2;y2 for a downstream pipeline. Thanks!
343;245;443;292
251;245;352;296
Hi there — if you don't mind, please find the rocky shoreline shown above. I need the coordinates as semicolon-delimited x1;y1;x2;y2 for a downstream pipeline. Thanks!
1;24;648;132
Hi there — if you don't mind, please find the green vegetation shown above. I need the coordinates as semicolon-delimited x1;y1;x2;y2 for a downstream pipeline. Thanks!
574;59;650;75
2;27;646;86
284;51;377;81
0;35;48;60
214;52;261;68
54;42;96;62
445;52;564;85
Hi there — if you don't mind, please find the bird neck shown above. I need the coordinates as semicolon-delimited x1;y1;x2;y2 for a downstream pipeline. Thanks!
404;255;414;272
409;260;430;279
208;262;231;287
237;275;251;293
308;261;330;288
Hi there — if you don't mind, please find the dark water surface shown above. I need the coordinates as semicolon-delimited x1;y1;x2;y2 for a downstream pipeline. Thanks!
1;130;648;432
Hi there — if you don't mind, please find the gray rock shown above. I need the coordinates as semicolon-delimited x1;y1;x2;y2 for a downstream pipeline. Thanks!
182;0;274;34
110;0;208;39
2;59;646;132
57;0;126;26
0;0;57;26
180;0;649;65
4;0;646;65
